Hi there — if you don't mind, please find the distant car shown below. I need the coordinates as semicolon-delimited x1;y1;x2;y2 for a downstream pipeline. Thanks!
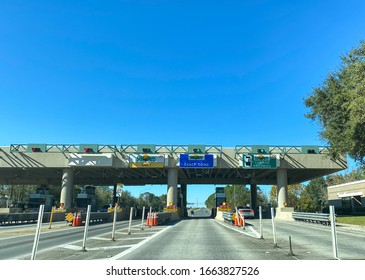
238;208;255;219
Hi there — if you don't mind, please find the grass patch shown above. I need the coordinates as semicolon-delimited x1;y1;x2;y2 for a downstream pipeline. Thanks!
337;216;365;226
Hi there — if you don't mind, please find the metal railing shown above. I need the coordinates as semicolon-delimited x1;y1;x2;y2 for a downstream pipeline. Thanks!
234;145;330;155
0;212;113;225
292;212;333;225
222;211;234;223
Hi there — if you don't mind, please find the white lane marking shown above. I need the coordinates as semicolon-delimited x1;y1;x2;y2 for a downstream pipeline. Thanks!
109;226;172;260
60;244;133;251
214;219;259;238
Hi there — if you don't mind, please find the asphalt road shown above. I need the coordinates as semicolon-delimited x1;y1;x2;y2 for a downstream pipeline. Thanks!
0;220;141;260
0;209;364;260
248;218;365;260
115;208;294;260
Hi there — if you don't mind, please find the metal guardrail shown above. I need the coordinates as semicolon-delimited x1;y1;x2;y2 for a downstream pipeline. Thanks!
1;211;173;226
222;211;234;223
0;212;114;225
292;212;333;225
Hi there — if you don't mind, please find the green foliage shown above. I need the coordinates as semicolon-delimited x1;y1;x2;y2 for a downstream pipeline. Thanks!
137;192;167;211
337;216;365;226
205;193;216;208
299;178;328;212
305;40;365;164
95;186;113;208
224;185;250;208
268;168;365;212
205;184;269;209
269;183;303;208
2;185;37;206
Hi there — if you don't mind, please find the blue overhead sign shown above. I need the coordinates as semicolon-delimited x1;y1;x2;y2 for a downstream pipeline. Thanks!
179;154;214;168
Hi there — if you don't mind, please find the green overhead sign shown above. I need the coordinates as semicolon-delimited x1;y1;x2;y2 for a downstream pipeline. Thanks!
243;154;279;169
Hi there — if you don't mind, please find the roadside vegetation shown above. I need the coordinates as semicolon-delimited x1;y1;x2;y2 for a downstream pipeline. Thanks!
337;216;365;227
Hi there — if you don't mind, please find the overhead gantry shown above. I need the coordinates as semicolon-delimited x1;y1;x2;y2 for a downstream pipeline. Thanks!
0;144;347;218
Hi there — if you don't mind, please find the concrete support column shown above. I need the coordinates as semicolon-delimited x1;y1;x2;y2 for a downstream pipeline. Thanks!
250;183;257;211
60;168;74;210
277;168;288;208
113;184;117;205
167;157;178;206
181;183;187;217
181;184;187;209
276;168;294;220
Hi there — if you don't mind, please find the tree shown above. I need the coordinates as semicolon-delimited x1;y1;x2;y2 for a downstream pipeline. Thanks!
299;177;328;212
224;185;251;208
205;193;216;208
120;190;138;208
269;183;303;208
137;192;167;211
95;186;113;208
204;184;269;209
304;40;365;164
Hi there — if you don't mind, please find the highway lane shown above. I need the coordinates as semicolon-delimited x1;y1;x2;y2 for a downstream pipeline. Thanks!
0;220;139;260
247;218;365;260
1;210;363;260
115;209;295;260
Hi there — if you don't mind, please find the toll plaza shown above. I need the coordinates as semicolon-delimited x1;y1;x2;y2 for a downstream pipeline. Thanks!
0;144;346;219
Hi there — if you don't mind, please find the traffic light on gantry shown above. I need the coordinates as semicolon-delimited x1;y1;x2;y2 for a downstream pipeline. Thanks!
27;144;46;153
142;148;152;153
252;145;269;155
193;148;203;154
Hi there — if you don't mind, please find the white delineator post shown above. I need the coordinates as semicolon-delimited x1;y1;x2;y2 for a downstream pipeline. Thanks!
31;204;44;260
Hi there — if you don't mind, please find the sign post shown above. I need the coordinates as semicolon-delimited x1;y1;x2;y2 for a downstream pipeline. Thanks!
31;204;44;260
111;204;118;241
271;207;277;247
82;205;91;252
330;206;339;259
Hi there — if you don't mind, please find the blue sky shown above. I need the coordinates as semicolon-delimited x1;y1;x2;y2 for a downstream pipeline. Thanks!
1;0;364;205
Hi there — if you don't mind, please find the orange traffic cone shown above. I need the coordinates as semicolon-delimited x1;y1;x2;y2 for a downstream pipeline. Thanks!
234;213;238;226
72;212;76;226
147;212;153;227
77;212;82;226
146;212;150;226
152;212;157;226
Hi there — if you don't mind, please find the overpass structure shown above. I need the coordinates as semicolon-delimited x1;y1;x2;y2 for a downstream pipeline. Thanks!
0;144;347;218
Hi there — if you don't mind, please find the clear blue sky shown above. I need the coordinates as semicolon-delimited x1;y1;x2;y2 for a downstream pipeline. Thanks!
1;1;364;205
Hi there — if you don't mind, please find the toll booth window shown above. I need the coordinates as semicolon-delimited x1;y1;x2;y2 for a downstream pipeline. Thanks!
342;197;351;209
353;196;362;208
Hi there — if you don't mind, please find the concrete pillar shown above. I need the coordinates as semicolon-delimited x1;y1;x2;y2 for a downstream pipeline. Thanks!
181;183;187;216
277;168;288;208
167;157;178;206
250;183;257;211
113;184;117;205
276;168;294;220
60;168;74;210
181;184;187;209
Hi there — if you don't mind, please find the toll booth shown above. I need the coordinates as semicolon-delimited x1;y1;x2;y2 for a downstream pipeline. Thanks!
215;187;226;207
76;185;98;212
28;185;54;212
